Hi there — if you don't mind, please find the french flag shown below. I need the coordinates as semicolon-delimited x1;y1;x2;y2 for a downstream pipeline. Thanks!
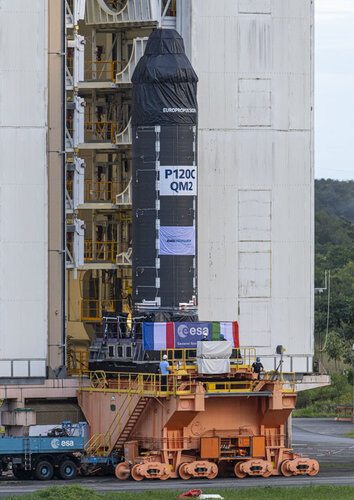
143;322;175;350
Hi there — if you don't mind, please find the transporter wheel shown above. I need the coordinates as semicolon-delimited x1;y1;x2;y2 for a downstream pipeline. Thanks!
58;459;77;480
115;462;131;480
34;460;54;481
307;460;320;477
178;463;192;480
131;464;144;481
262;469;272;478
207;464;218;480
280;460;292;477
234;462;247;479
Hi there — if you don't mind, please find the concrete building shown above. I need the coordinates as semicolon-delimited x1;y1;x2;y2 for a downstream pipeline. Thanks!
0;0;323;432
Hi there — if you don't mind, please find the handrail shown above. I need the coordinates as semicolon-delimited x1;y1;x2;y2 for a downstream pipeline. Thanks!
84;181;120;203
78;369;285;396
161;347;257;371
85;60;120;82
85;121;120;143
84;241;117;263
67;349;89;376
67;180;122;203
79;371;193;397
81;299;121;322
261;371;296;392
85;392;131;456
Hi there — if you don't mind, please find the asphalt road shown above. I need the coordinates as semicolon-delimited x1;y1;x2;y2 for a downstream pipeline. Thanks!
0;418;353;497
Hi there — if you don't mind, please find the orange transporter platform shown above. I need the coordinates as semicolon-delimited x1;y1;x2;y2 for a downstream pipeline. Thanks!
78;347;319;480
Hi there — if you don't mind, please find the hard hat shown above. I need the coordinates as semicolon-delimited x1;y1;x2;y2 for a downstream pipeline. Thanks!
203;332;208;337
256;357;260;361
162;354;168;360
219;333;224;339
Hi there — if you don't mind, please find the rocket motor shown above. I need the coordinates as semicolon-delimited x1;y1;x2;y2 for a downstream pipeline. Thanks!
131;29;198;320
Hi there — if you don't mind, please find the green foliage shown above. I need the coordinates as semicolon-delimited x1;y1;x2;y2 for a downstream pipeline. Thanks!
8;486;354;500
316;179;354;222
315;180;354;371
325;332;347;363
315;212;354;247
294;373;353;417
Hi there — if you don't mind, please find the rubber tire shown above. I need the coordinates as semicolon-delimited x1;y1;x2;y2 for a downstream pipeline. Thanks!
34;460;54;481
58;459;77;480
12;468;33;480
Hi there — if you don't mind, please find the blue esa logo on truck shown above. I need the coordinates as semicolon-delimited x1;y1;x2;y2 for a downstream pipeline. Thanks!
51;438;74;449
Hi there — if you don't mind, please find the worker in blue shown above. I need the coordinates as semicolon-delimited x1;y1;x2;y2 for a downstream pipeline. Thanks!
159;354;170;392
219;333;227;341
252;357;264;380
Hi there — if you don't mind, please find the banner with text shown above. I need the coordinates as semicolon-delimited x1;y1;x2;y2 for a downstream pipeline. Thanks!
159;226;195;255
159;165;197;196
174;322;212;348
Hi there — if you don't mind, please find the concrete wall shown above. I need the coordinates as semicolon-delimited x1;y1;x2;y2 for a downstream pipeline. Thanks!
0;0;48;377
48;0;65;373
190;0;314;371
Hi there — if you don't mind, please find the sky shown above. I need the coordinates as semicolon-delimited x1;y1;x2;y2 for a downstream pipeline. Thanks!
315;0;354;180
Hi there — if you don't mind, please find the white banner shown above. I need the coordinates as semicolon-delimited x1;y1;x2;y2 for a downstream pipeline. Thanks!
159;226;195;255
159;166;197;196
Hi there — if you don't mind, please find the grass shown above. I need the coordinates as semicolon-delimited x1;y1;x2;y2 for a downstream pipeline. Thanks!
7;485;354;500
345;431;354;438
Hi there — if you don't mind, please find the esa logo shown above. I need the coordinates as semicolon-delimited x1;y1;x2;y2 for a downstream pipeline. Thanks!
177;324;209;339
51;438;74;449
50;439;59;449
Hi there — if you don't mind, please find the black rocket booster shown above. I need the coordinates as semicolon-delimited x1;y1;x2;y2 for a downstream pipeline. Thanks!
131;29;198;319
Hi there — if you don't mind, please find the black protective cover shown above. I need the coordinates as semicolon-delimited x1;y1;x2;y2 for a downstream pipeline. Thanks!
131;29;198;126
132;29;198;315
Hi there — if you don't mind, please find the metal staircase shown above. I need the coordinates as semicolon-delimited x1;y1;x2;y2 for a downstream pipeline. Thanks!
85;394;149;456
113;397;148;452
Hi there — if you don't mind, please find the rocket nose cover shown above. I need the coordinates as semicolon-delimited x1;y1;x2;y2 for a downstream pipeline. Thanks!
131;29;198;126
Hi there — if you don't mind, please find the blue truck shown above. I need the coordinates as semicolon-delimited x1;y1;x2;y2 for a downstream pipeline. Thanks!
0;422;85;480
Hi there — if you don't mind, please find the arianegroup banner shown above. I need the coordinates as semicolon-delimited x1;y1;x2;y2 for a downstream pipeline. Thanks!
142;321;239;350
159;226;195;255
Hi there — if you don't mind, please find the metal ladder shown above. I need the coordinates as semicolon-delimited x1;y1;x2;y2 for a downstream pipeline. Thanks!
23;438;31;471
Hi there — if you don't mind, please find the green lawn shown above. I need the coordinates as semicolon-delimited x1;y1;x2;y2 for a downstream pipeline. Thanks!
7;485;354;500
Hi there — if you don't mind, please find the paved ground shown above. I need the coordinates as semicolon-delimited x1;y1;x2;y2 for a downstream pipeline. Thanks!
0;418;353;497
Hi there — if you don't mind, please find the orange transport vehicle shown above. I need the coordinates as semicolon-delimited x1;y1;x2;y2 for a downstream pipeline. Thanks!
78;347;319;480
